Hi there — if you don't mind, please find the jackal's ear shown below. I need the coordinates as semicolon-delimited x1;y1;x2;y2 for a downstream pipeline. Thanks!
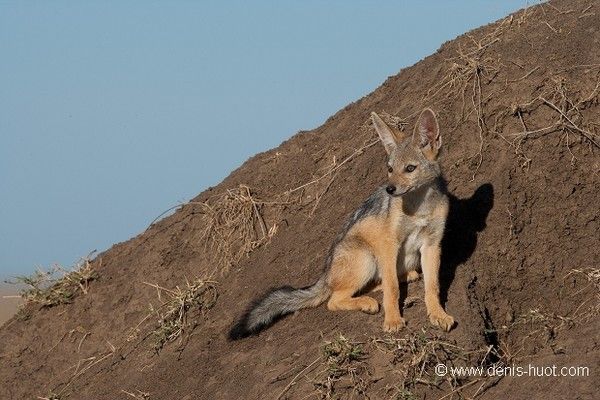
371;112;403;155
413;108;441;160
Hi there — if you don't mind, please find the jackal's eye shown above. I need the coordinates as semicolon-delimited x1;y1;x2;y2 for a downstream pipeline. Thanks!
405;164;416;173
387;166;393;173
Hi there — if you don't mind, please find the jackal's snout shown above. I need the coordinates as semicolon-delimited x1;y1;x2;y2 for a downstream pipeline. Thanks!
385;183;412;196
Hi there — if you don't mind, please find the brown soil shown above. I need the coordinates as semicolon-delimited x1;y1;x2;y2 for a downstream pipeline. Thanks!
1;1;599;399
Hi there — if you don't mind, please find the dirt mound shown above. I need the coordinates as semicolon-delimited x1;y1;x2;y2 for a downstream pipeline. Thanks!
1;1;599;399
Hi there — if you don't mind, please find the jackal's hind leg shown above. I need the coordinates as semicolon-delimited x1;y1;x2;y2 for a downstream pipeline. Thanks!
327;247;379;314
327;290;379;314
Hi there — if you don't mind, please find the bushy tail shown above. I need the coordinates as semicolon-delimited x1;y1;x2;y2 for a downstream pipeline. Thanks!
228;276;330;340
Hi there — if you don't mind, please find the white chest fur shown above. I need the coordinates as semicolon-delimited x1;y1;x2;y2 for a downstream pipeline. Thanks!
399;225;426;272
390;185;447;273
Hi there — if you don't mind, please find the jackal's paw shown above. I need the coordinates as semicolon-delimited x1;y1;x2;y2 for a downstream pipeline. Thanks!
401;270;421;283
360;297;380;314
383;317;406;333
429;312;455;332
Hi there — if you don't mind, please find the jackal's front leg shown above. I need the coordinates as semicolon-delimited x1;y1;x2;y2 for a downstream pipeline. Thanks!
376;247;404;332
421;242;455;331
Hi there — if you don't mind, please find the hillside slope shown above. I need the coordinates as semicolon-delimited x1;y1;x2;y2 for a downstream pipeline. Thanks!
1;1;599;399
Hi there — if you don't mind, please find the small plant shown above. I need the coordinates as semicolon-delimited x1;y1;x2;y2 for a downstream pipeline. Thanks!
322;334;365;371
13;267;73;306
395;388;417;400
314;334;369;399
9;256;98;308
145;278;217;352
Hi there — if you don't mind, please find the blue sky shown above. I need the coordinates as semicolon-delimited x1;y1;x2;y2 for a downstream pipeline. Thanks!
0;1;526;279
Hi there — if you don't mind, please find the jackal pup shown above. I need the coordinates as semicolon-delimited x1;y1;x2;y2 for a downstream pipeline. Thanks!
229;108;454;339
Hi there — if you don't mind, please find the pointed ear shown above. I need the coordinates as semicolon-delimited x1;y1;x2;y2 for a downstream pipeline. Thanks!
413;108;441;159
371;112;401;155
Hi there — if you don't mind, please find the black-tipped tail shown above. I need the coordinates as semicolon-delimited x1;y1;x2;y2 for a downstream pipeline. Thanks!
228;277;330;340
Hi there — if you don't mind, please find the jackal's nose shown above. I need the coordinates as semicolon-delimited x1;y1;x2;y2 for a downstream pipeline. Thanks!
386;185;396;195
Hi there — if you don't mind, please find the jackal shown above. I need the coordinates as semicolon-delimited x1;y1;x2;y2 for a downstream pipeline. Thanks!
229;108;454;340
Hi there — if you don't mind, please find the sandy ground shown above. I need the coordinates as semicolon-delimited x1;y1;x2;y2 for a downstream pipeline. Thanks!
0;283;21;325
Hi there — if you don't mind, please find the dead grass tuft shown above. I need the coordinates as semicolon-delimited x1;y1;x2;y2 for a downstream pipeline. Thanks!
9;256;98;308
313;334;370;399
197;184;279;275
144;278;217;352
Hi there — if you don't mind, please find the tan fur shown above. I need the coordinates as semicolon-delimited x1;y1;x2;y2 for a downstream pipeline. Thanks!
325;109;454;332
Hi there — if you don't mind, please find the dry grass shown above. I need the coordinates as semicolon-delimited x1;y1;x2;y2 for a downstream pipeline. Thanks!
566;268;600;321
37;394;61;400
372;329;499;399
147;185;281;276
121;389;150;399
312;334;370;399
144;278;217;352
149;184;268;278
280;331;505;399
50;340;117;397
569;267;600;290
196;184;279;275
504;75;600;165
424;35;501;107
495;305;579;361
286;138;379;217
513;308;575;341
34;278;216;397
9;256;98;308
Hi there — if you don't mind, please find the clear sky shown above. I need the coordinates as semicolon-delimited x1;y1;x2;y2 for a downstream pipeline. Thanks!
0;1;526;280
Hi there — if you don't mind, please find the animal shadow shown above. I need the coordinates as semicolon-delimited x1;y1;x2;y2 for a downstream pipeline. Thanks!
439;183;494;305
